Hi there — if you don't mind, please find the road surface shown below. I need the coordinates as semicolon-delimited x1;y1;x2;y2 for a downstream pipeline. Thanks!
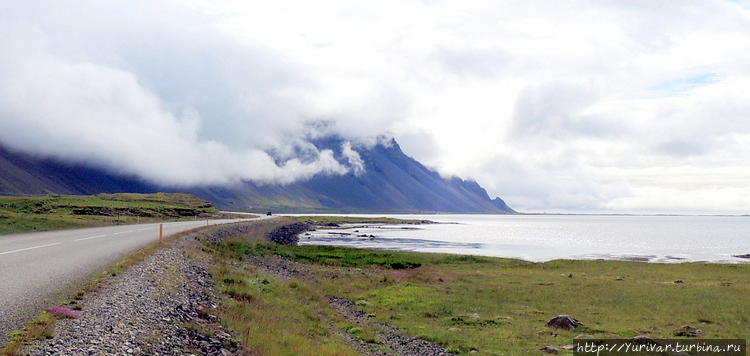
0;218;260;345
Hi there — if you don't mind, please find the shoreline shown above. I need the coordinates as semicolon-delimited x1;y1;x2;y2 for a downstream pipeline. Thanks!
300;225;750;265
301;243;750;265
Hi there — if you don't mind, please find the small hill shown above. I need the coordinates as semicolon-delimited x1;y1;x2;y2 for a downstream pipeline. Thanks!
0;193;218;234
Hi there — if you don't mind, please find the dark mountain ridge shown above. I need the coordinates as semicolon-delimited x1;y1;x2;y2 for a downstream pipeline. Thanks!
0;138;515;214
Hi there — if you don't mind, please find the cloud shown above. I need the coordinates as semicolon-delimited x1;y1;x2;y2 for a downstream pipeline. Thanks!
0;0;358;186
341;142;365;176
653;139;712;157
510;82;614;139
2;0;750;213
432;47;511;78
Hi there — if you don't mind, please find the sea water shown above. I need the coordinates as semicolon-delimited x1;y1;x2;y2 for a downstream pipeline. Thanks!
293;214;750;263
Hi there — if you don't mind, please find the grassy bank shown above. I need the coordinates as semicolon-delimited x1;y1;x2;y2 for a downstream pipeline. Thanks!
0;193;219;234
201;222;750;355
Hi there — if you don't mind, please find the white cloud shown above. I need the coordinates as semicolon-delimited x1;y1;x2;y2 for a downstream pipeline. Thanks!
341;142;365;176
0;0;352;186
2;0;750;213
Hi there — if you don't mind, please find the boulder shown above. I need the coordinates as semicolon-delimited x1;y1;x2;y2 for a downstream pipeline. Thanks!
631;335;658;345
673;325;703;337
539;346;560;354
546;315;582;330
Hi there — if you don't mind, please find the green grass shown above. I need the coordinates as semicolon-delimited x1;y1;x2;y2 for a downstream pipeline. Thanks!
292;215;432;225
212;266;361;356
201;225;750;356
342;261;750;355
1;312;56;356
0;193;218;234
223;241;494;269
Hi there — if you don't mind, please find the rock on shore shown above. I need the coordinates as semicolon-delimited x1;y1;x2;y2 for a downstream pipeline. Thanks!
266;222;310;245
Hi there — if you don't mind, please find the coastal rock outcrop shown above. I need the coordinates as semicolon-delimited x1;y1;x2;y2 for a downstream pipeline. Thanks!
266;222;310;245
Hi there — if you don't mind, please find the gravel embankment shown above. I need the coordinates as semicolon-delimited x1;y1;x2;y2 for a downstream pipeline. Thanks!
23;230;241;356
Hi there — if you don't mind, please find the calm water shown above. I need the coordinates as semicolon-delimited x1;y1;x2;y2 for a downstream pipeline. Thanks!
293;214;750;263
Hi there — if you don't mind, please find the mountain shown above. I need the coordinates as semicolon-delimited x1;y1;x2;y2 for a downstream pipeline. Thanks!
0;138;515;214
0;145;153;196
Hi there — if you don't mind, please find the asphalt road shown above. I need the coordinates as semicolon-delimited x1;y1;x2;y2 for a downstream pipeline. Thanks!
0;217;260;345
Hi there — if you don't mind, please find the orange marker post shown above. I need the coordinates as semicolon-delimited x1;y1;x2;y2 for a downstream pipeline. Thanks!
159;224;164;244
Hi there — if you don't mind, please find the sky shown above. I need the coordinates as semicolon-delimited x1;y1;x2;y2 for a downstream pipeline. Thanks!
0;0;749;214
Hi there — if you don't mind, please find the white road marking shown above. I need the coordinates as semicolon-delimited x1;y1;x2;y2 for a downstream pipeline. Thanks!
74;234;107;242
0;242;62;256
0;221;240;258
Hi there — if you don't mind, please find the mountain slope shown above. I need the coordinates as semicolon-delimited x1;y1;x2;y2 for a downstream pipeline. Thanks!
0;139;515;213
0;145;154;195
296;137;512;212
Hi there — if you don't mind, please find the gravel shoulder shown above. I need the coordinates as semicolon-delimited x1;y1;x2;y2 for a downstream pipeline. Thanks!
21;227;242;356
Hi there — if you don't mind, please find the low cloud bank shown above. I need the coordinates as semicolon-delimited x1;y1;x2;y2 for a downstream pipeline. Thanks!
0;1;366;186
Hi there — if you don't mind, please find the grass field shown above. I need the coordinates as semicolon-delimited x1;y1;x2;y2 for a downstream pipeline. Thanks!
0;193;219;234
201;221;750;355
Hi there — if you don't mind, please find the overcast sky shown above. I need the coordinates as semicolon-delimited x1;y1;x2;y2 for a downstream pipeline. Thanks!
1;0;749;214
